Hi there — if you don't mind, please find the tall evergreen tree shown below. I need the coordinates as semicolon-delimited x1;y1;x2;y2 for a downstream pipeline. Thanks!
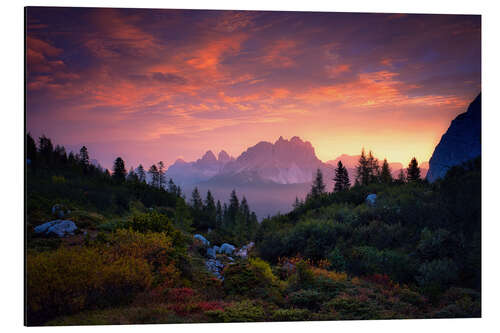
26;133;37;167
333;160;350;192
137;164;146;183
367;151;380;183
310;168;326;198
407;157;421;182
380;159;393;184
112;157;127;182
191;187;203;210
157;161;166;189
215;200;223;228
397;169;406;183
127;166;139;182
79;146;89;167
355;148;370;186
168;178;177;194
38;135;54;165
203;190;217;229
148;164;160;187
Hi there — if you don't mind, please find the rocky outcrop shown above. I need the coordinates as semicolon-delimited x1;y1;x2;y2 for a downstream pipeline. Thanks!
427;94;481;182
34;220;78;237
194;234;210;246
366;194;377;206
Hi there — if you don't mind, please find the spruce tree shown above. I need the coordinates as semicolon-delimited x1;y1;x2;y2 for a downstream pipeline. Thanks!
157;161;166;189
112;157;127;182
216;200;223;228
355;148;370;186
397;169;406;183
79;146;89;167
137;164;146;183
127;167;138;182
367;151;380;183
334;160;350;192
27;133;37;168
380;159;393;184
148;164;160;187
310;168;326;198
204;190;217;229
407;157;421;182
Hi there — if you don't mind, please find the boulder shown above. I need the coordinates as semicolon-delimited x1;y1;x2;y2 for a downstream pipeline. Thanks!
194;234;210;246
34;220;78;237
207;247;217;259
366;194;377;206
235;242;255;258
219;243;236;255
205;259;224;280
51;204;68;218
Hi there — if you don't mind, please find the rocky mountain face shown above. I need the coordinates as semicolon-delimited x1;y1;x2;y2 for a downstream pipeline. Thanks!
166;150;234;187
217;136;333;185
427;94;481;182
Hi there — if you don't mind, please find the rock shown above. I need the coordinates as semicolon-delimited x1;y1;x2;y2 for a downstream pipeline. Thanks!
219;243;236;255
194;234;210;246
207;247;217;259
51;204;68;218
34;220;78;237
427;94;481;182
235;242;255;258
213;245;220;253
366;194;377;206
205;259;224;280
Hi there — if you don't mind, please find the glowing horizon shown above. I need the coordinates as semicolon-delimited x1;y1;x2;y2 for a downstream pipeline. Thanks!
26;8;481;170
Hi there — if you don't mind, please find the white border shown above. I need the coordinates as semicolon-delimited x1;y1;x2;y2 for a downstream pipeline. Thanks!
2;0;500;332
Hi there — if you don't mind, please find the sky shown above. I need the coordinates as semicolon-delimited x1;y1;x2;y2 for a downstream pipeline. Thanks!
26;7;481;170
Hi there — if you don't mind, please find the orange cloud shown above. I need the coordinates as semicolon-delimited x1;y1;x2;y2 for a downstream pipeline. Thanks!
260;40;299;68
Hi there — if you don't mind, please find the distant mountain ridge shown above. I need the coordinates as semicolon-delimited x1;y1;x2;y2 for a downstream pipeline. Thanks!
427;94;481;182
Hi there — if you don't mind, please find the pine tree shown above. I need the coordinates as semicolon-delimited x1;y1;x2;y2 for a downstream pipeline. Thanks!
397;168;406;183
26;133;37;168
168;178;177;194
38;135;54;166
127;166;139;182
157;161;166;189
293;196;301;209
112;157;127;182
79;146;89;167
204;190;217;229
215;200;223;228
355;148;370;186
190;187;204;228
310;168;326;198
367;151;380;183
407;157;421;182
228;189;240;222
380;159;393;184
148;164;160;187
334;160;350;192
137;164;146;183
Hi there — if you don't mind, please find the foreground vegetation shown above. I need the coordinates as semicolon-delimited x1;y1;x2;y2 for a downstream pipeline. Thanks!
26;135;481;325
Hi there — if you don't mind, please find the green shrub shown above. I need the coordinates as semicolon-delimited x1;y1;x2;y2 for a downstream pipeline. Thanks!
416;259;459;296
206;300;265;322
271;308;311;321
288;289;325;310
326;294;380;320
27;246;153;325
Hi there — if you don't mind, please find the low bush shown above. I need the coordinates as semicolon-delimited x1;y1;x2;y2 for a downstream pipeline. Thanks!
206;300;266;322
271;308;311;321
27;246;153;325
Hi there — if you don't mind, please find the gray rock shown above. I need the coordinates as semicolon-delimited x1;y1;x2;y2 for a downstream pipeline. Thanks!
205;259;224;280
219;243;236;255
194;234;210;246
235;242;255;258
213;245;220;253
207;247;217;259
34;220;78;237
366;194;377;206
427;94;481;182
51;204;68;218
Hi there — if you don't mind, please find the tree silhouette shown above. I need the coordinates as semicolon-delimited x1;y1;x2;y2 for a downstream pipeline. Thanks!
334;160;350;192
397;169;406;183
407;157;421;182
112;157;126;183
310;168;326;198
137;164;146;183
157;161;166;189
380;159;393;184
148;164;160;187
27;133;37;167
